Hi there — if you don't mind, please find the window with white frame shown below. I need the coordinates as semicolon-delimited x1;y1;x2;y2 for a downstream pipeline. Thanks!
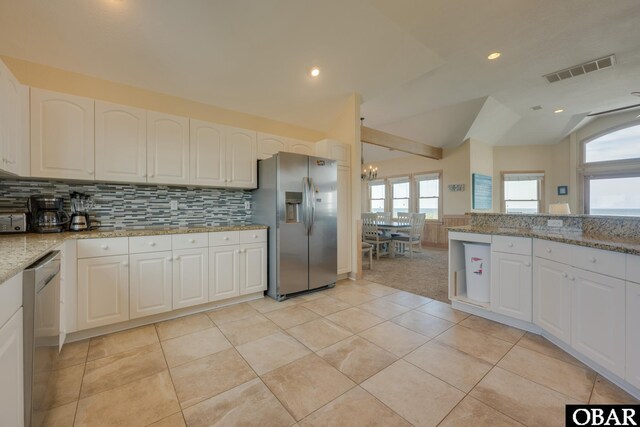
415;173;440;219
368;181;386;213
502;172;544;214
583;124;640;216
390;178;410;216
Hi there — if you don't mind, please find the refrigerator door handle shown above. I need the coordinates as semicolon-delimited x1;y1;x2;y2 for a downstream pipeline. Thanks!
301;177;310;235
309;178;316;234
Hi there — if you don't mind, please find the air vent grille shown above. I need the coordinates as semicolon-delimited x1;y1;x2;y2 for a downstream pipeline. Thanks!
543;55;615;83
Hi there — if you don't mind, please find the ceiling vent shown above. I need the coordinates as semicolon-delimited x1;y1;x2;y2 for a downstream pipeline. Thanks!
543;55;615;83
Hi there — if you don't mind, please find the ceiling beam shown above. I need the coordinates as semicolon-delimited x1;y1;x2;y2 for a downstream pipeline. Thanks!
361;126;443;160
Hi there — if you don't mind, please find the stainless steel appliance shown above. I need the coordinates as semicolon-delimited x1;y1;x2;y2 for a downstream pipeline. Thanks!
0;212;27;233
69;192;94;231
253;153;337;300
23;251;61;427
28;196;69;233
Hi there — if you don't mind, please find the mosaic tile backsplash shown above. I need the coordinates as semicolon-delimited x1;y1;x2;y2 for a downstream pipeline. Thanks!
0;178;252;230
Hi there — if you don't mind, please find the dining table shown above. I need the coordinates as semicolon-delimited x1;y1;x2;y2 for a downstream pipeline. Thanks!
376;221;411;257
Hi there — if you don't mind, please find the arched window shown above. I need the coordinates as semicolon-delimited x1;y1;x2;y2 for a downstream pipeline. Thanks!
585;124;640;163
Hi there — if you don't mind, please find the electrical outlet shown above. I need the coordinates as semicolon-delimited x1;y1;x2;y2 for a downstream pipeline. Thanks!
244;201;251;210
170;200;178;211
547;219;563;227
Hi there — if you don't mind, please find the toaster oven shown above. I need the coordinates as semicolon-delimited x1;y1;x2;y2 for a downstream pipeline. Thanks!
0;213;27;233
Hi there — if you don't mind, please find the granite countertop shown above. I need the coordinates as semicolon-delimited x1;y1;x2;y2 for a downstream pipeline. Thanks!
0;224;268;284
448;225;640;256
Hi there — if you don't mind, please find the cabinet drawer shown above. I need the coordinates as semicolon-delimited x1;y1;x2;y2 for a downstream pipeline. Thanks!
129;235;172;254
627;254;640;284
209;231;240;247
533;239;572;265
78;237;128;258
172;233;208;249
492;235;531;255
240;229;267;244
572;245;625;279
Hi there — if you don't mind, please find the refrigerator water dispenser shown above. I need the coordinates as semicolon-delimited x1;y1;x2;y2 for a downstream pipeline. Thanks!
285;192;302;223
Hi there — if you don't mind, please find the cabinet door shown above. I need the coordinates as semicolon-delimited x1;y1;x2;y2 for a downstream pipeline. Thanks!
31;88;95;180
240;243;267;295
0;64;21;175
95;101;147;183
189;119;226;186
77;255;129;330
130;251;172;319
0;308;23;427
147;111;189;185
257;132;288;160
225;126;257;188
173;248;208;309
533;258;571;344
627;282;640;388
209;245;239;301
288;139;315;156
571;268;625;376
491;252;532;321
337;165;351;275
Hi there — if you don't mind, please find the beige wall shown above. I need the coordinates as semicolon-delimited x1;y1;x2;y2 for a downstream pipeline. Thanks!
468;139;494;212
2;55;325;142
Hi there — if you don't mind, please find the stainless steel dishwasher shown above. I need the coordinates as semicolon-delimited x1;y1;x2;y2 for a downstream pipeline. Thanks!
23;251;61;427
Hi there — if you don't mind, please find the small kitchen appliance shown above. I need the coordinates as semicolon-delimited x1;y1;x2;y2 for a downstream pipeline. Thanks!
0;212;27;233
27;196;69;233
69;192;94;231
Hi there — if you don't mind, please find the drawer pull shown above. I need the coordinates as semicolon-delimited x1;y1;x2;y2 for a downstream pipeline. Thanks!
122;262;129;267
545;248;551;253
224;237;230;241
507;242;514;247
562;272;568;278
101;245;109;250
589;257;596;263
149;242;156;247
174;256;181;261
166;257;172;261
253;234;258;238
189;239;196;243
524;261;531;267
569;275;575;281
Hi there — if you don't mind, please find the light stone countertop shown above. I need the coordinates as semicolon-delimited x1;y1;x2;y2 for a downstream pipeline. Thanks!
0;224;268;284
448;225;640;256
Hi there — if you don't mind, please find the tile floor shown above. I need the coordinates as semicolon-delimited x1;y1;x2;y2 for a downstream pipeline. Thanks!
41;279;638;426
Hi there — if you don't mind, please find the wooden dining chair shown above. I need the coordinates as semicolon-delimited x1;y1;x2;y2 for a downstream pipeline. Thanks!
392;213;425;259
376;212;392;224
362;213;390;260
362;241;373;269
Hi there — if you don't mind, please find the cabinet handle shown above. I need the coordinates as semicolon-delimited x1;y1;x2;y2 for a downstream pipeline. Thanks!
189;238;196;243
6;159;15;165
87;170;94;174
101;245;109;250
149;173;155;178
174;256;180;261
507;242;514;247
524;261;531;267
149;241;156;247
122;262;129;267
562;272;568;278
252;234;258;239
223;237;229;241
588;257;596;263
236;250;240;254
545;248;551;253
569;275;575;281
166;256;172;261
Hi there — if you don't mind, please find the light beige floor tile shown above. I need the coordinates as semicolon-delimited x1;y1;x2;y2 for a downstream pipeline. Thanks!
459;315;525;344
155;313;213;341
439;395;524;427
435;325;513;364
416;301;470;323
206;302;259;325
357;299;410;320
74;371;180;426
517;332;586;367
590;375;640;404
356;282;400;297
183;378;295;427
331;289;378;305
382;290;432;308
498;345;596;401
170;347;256;408
161;327;232;368
148;412;186;427
470;367;579;427
87;325;158;361
81;342;167;398
287;318;353;351
217;313;281;346
299;386;410;427
40;400;77;427
301;296;351;316
261;354;356;421
248;296;299;313
405;340;493;392
297;292;325;301
317;336;397;383
391;310;454;338
56;339;89;369
361;360;464;426
43;364;84;410
236;332;311;375
264;305;320;329
325;307;384;334
359;321;429;357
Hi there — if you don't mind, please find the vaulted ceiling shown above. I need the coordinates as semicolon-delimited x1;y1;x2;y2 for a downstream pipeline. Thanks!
1;0;639;151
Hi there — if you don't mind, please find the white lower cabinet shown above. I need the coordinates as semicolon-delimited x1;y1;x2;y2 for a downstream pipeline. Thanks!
490;252;532;321
571;268;626;377
172;248;209;309
209;246;240;301
533;257;572;344
627;281;640;388
78;255;130;330
240;242;267;295
129;251;173;319
0;308;23;427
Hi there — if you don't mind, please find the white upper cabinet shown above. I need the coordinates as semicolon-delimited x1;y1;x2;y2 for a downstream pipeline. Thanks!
288;139;315;156
147;111;189;185
315;138;350;166
257;132;288;160
95;101;147;183
190;119;226;186
31;88;95;180
0;60;25;176
225;126;257;188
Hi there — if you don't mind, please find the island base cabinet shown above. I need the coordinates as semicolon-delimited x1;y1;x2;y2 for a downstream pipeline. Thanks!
626;282;640;388
571;268;626;377
491;252;532;321
172;248;209;309
0;308;23;427
240;243;267;295
209;246;240;301
78;255;129;330
129;252;173;319
533;258;572;344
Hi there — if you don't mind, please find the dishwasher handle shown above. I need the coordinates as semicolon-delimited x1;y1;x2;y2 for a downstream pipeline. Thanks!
26;250;61;293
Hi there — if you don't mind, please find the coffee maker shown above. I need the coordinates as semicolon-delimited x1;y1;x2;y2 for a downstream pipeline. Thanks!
69;192;94;231
28;196;70;233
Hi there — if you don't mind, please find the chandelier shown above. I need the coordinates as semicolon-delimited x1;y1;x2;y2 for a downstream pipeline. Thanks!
360;117;378;181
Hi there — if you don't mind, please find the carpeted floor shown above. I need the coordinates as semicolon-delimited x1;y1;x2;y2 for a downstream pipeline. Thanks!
363;246;450;303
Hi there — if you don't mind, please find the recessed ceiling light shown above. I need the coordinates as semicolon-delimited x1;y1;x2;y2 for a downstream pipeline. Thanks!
487;52;501;60
309;66;320;77
554;108;564;113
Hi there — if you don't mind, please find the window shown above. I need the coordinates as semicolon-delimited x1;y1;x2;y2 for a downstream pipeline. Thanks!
587;176;640;216
585;125;640;163
502;172;544;214
369;181;386;213
415;173;440;219
390;179;410;217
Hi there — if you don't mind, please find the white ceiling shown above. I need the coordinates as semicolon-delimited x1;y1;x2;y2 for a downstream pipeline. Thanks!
1;0;639;153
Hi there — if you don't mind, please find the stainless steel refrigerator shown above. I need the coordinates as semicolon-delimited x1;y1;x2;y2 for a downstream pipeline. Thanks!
252;152;337;300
